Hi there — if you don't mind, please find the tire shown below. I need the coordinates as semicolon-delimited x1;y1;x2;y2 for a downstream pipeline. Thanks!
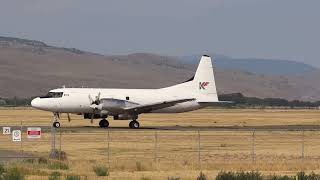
129;121;134;128
132;121;140;129
53;122;60;128
99;119;109;128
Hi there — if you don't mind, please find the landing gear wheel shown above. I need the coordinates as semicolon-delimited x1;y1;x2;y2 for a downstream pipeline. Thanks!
129;121;133;128
99;119;109;128
129;121;140;129
53;122;60;128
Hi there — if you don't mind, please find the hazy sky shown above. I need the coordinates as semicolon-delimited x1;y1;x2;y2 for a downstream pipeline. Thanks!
0;0;319;67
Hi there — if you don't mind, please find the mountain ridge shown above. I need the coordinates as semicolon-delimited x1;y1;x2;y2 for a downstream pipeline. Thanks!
180;54;318;76
0;36;320;101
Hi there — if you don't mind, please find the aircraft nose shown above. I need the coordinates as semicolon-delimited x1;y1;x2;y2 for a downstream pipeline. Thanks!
31;97;40;108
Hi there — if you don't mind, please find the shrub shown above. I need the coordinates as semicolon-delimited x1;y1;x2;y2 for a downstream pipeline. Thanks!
23;159;35;164
48;171;61;180
269;175;294;180
65;175;80;180
216;171;262;180
38;157;48;164
197;171;207;180
239;171;262;180
2;166;25;180
216;171;236;180
0;164;5;176
297;171;320;180
48;161;69;170
307;172;320;179
93;166;109;176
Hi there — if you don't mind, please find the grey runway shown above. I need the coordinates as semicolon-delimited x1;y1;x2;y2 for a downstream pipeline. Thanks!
2;125;320;132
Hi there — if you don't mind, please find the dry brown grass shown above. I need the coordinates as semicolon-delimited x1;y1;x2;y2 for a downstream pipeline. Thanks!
0;108;320;179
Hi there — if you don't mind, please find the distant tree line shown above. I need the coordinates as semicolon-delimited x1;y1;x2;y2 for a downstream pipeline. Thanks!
0;97;34;107
0;93;319;108
219;93;320;108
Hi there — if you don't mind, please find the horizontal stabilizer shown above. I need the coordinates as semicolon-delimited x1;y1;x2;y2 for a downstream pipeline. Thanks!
198;101;234;105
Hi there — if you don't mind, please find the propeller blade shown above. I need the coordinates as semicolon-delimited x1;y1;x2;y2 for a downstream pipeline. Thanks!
88;92;101;125
88;94;94;104
90;113;94;124
96;92;101;102
67;113;71;122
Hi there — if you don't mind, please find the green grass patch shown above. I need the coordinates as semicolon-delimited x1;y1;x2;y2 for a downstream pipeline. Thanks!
215;171;320;180
48;171;62;180
65;175;81;180
2;166;25;180
216;171;262;180
0;163;5;176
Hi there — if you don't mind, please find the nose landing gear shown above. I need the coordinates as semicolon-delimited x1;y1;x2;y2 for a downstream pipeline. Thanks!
53;121;61;128
52;113;61;128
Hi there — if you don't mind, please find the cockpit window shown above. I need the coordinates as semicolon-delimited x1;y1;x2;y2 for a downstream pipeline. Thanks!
40;92;63;98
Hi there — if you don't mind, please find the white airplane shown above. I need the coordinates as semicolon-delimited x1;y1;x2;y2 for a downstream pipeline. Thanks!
31;55;224;129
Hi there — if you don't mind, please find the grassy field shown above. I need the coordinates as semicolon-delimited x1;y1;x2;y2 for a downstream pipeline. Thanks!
0;108;320;179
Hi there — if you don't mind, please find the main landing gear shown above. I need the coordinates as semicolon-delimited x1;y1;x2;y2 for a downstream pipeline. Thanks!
129;115;140;129
129;116;140;129
99;119;109;128
129;120;140;129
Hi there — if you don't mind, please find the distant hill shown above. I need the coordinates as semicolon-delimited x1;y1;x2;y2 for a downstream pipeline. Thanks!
1;36;320;101
180;54;318;75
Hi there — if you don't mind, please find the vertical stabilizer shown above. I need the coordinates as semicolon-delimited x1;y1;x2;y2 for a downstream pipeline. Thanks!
165;55;219;102
193;55;219;102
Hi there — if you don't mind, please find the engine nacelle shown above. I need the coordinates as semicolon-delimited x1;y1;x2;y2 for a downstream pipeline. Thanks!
100;98;138;112
113;114;133;120
83;113;107;119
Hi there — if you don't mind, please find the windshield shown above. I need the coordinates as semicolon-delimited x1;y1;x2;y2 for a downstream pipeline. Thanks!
40;92;63;98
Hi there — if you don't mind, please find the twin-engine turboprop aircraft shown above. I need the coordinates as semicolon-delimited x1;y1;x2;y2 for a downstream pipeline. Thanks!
31;55;225;129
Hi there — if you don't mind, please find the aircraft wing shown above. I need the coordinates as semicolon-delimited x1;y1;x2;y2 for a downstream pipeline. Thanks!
123;98;195;114
198;101;234;106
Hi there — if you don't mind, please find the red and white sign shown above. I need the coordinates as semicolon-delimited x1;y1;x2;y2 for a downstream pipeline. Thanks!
27;127;41;139
12;130;21;142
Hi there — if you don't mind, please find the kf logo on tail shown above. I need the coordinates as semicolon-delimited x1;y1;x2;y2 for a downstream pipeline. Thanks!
199;82;209;90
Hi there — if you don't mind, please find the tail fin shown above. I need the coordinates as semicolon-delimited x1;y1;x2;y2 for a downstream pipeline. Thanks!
193;55;219;102
165;55;219;102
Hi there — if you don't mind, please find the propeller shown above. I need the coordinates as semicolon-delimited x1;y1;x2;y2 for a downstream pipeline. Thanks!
88;92;101;124
89;92;101;106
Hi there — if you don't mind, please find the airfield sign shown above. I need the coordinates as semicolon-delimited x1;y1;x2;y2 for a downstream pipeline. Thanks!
2;127;11;135
27;127;41;139
12;130;21;142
